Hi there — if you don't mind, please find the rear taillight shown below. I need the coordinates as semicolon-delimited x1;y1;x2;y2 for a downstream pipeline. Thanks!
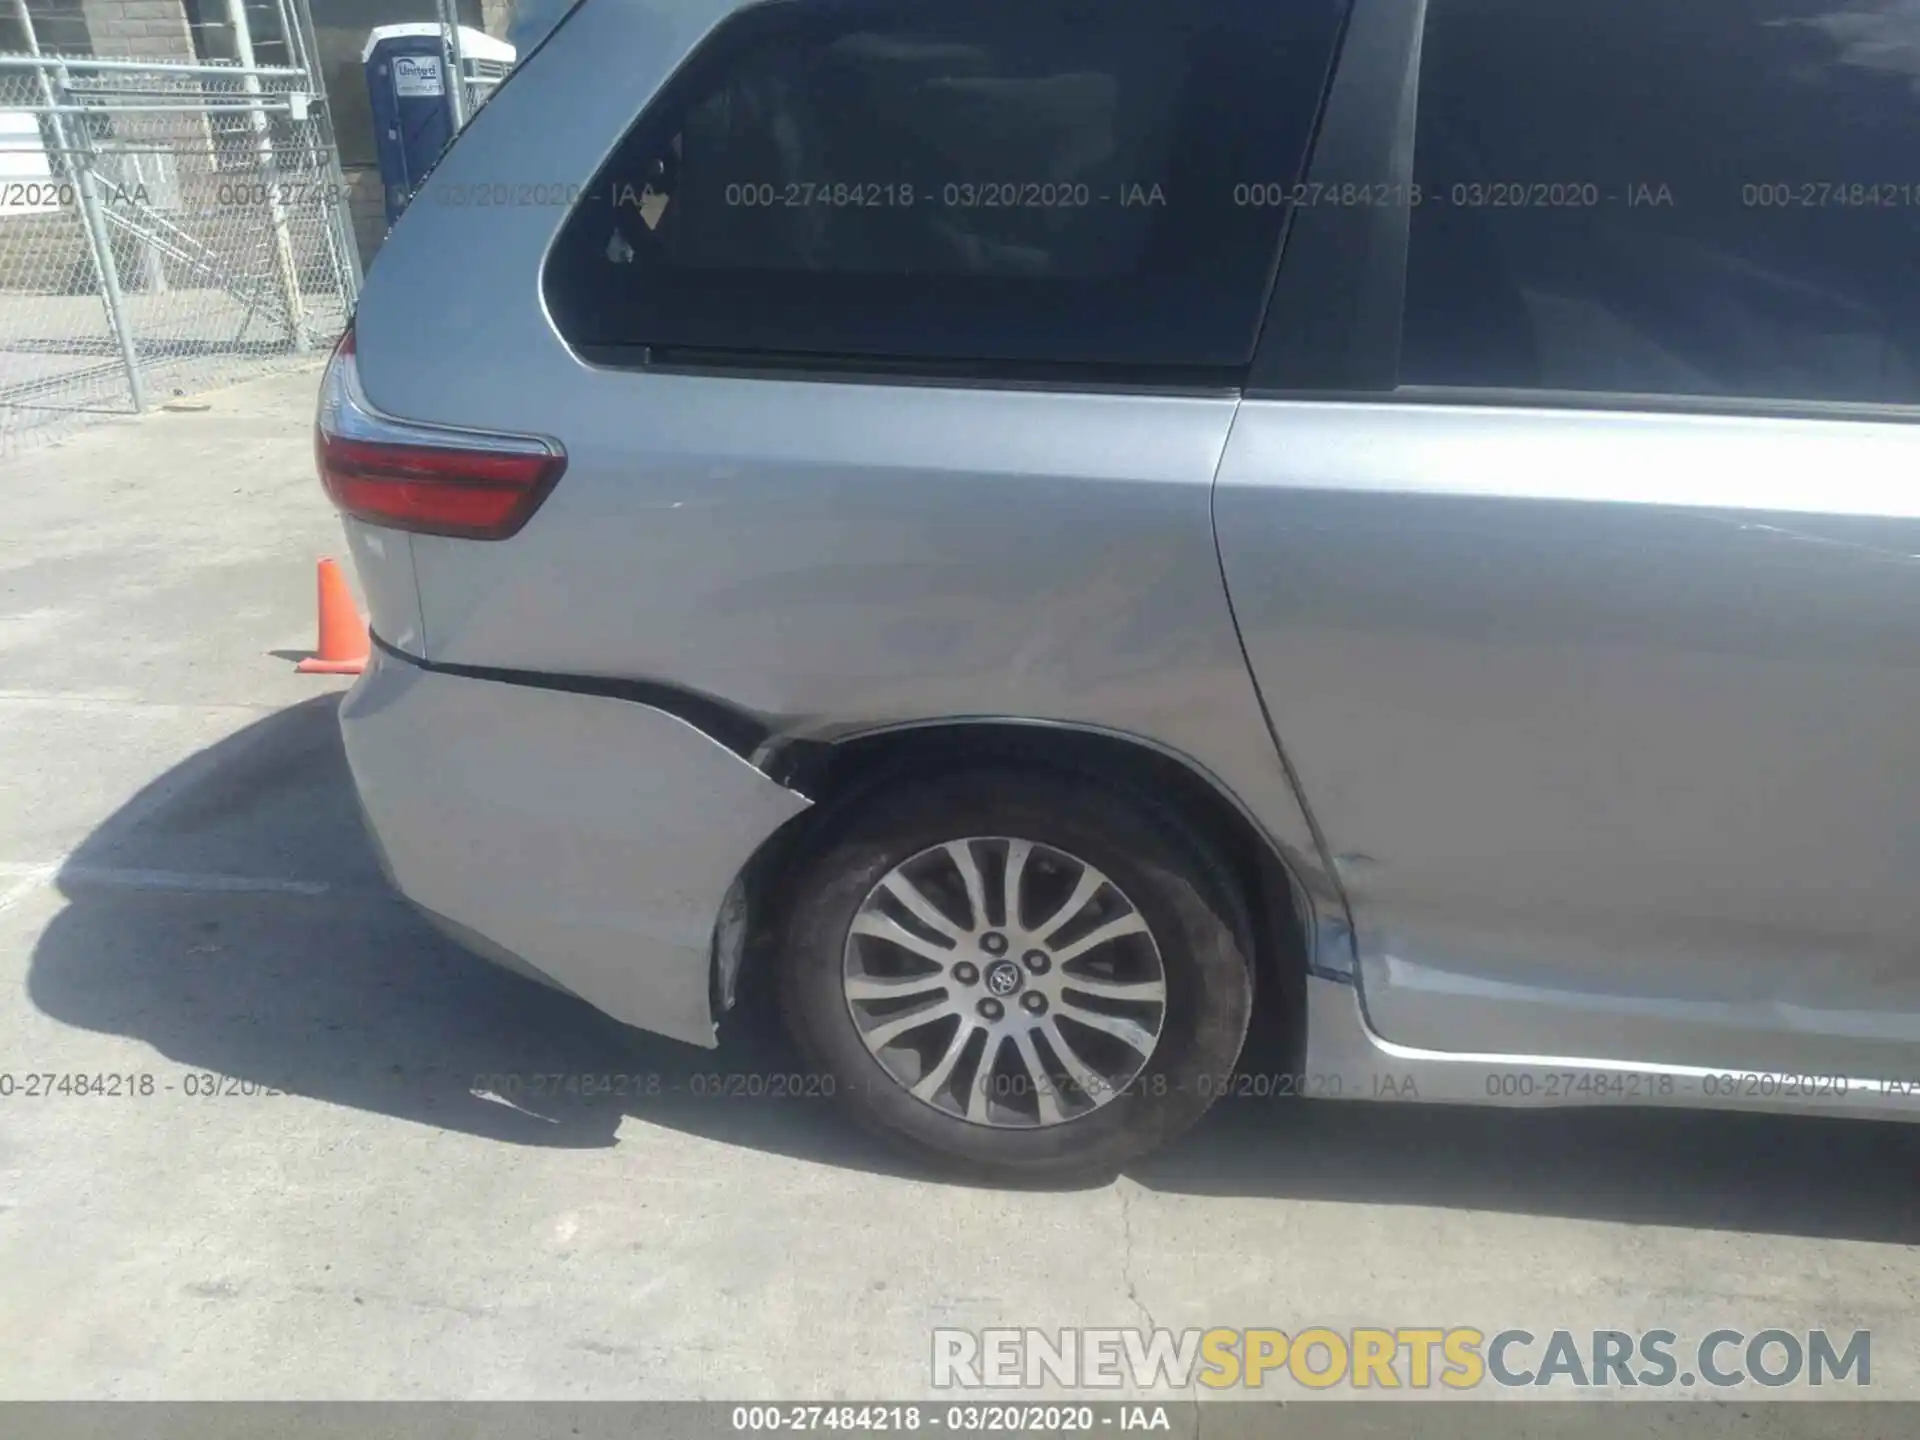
318;433;566;540
314;325;566;541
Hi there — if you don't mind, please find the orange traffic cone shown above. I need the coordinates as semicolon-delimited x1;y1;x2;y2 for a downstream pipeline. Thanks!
296;557;369;675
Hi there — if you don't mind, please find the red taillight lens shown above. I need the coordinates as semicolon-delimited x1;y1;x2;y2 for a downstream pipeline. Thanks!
314;323;566;541
318;434;566;540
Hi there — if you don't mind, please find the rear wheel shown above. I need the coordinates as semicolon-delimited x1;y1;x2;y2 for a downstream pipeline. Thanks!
779;770;1254;1181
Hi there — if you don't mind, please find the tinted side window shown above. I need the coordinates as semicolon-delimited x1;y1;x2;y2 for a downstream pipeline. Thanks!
545;0;1348;373
1402;0;1920;405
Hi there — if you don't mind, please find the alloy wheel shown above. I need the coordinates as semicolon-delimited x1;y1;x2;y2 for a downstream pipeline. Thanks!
841;836;1169;1128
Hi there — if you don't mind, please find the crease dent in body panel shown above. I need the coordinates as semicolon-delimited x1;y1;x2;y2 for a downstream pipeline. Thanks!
1210;401;1362;984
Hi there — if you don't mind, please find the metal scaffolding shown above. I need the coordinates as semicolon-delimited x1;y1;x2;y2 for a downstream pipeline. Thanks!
0;0;360;452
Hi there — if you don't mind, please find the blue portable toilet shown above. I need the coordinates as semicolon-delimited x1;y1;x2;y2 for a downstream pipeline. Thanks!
364;23;516;226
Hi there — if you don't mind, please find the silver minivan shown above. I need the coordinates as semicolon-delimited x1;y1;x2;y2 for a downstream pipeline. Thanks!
322;0;1920;1178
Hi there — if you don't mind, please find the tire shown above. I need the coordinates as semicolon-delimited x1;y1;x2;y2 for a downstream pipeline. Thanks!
779;768;1254;1182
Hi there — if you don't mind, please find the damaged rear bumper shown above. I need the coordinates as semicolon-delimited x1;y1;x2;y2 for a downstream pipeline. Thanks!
338;643;811;1047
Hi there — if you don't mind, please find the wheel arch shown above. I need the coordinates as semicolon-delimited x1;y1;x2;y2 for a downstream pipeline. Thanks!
724;719;1309;1065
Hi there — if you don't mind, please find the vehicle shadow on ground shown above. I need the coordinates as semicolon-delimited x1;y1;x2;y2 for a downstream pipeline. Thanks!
25;694;903;1173
26;696;1920;1242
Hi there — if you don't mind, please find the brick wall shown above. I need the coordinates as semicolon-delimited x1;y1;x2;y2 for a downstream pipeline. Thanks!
76;0;195;59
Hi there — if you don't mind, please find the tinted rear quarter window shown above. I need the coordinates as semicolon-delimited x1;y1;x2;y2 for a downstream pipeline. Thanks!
1402;0;1920;405
544;0;1349;373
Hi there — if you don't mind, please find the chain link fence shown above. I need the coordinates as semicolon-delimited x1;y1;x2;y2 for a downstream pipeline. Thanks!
0;2;359;455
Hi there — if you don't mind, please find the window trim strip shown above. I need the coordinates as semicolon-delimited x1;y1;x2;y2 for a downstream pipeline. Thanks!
1247;0;1428;395
574;343;1244;396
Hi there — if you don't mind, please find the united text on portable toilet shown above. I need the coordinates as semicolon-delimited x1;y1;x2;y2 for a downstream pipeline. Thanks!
364;24;516;227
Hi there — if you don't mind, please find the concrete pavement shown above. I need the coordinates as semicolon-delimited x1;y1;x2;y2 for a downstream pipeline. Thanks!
0;366;1916;1405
